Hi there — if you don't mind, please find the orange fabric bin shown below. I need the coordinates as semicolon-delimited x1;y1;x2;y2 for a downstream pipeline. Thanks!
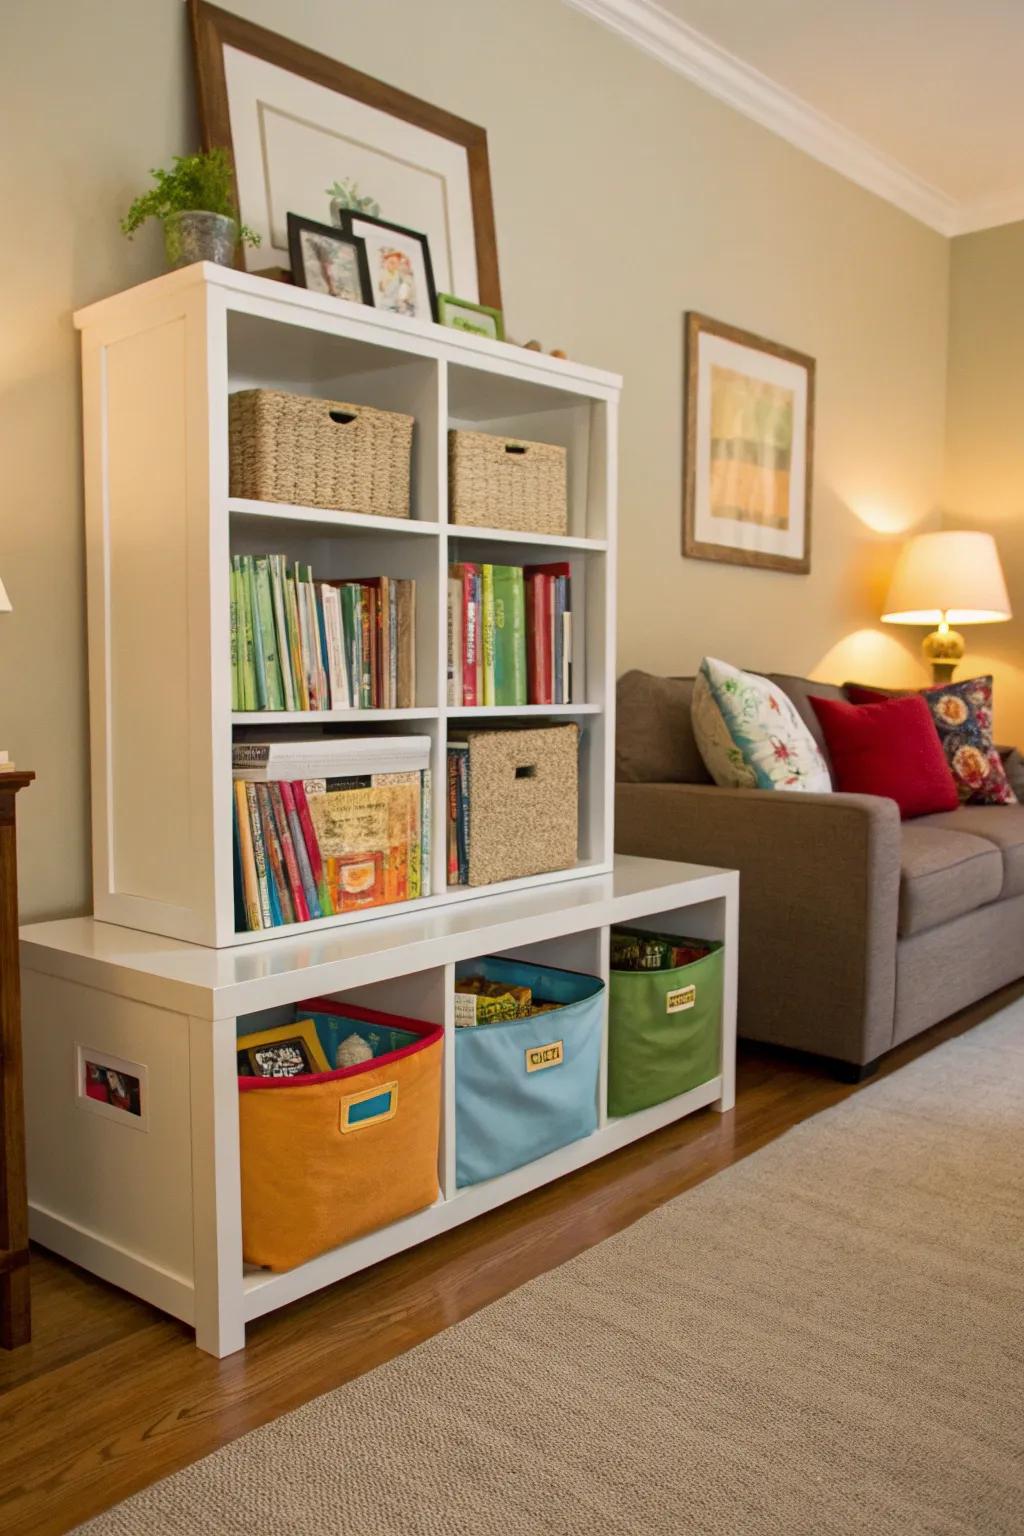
239;1000;443;1271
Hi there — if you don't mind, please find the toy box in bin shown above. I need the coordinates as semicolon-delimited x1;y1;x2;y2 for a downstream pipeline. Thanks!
238;999;442;1270
454;955;604;1187
607;928;723;1117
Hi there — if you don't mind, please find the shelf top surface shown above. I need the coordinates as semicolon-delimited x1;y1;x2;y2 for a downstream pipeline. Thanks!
73;261;622;397
20;855;735;1018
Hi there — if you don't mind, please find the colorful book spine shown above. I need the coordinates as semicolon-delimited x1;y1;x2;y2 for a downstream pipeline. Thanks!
481;564;496;707
420;767;431;897
279;781;321;919
396;579;415;709
245;781;273;927
270;555;297;711
268;782;310;922
292;779;332;916
447;576;463;706
245;556;269;710
256;783;293;923
492;565;527;706
234;779;262;929
255;556;285;710
237;556;257;711
285;568;308;711
359;587;373;708
229;560;240;711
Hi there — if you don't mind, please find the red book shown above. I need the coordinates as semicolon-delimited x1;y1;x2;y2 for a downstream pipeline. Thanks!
524;564;569;705
452;563;479;706
525;573;543;705
268;783;310;922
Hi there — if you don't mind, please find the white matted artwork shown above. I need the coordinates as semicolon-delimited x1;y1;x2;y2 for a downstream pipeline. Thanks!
222;45;477;299
683;313;815;574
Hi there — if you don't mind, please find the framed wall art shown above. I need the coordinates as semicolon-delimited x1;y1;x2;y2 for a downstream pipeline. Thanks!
287;214;372;303
683;313;815;574
189;0;501;306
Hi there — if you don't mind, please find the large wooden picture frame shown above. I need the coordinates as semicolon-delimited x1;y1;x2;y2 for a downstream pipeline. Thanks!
683;313;815;575
189;0;501;308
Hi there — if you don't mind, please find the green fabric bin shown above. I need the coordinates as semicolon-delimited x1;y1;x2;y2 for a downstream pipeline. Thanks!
607;930;723;1117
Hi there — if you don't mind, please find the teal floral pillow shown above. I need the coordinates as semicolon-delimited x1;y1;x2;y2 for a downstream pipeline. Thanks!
692;656;832;793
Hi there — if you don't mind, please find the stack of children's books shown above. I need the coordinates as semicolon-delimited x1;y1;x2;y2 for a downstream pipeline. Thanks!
231;553;415;712
447;561;571;707
232;735;431;931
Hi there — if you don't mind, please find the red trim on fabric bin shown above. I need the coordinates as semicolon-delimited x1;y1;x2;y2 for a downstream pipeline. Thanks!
238;999;443;1091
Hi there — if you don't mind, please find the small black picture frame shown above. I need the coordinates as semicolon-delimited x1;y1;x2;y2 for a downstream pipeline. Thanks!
287;213;372;305
336;209;439;322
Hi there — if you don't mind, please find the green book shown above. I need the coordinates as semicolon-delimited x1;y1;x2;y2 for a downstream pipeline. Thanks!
493;565;527;706
229;558;240;711
255;556;285;710
481;563;495;706
246;555;268;709
269;554;296;711
236;555;257;711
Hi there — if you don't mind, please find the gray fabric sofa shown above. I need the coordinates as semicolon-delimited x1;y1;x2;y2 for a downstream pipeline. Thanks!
615;670;1024;1077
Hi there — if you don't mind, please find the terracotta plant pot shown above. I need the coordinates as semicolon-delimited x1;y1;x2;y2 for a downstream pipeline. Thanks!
164;210;237;271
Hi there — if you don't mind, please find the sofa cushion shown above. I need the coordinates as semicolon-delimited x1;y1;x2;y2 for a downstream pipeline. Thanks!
693;657;832;792
898;822;1003;936
769;674;844;771
848;676;1017;807
810;693;960;819
915;804;1024;900
615;671;711;784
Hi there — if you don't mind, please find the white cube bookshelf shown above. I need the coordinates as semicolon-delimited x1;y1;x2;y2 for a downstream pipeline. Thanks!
75;263;620;948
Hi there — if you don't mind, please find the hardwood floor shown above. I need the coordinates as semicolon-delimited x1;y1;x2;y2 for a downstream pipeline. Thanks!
1;986;1018;1536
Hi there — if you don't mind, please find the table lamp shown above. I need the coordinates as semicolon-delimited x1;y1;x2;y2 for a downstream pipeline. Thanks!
881;530;1011;683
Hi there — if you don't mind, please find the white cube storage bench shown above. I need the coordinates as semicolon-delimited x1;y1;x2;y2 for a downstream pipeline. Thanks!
73;262;618;947
20;856;737;1356
29;265;741;1357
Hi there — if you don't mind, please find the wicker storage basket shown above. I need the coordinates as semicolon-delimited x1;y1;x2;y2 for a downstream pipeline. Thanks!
229;389;413;518
449;430;567;534
464;723;578;885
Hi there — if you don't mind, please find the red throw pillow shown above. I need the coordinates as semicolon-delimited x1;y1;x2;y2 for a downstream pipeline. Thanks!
809;694;960;819
846;678;1017;806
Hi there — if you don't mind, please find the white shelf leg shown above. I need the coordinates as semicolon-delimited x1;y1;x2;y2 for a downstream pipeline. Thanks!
189;1014;246;1356
715;878;739;1113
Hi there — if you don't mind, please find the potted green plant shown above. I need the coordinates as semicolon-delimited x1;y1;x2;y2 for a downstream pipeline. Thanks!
121;147;260;270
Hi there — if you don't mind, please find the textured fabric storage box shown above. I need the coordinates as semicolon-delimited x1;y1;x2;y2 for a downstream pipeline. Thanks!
608;931;722;1116
463;723;578;885
454;956;604;1186
449;429;567;534
229;389;413;518
239;1000;442;1270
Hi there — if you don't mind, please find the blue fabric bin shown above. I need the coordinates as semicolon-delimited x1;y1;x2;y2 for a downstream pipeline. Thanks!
454;956;605;1188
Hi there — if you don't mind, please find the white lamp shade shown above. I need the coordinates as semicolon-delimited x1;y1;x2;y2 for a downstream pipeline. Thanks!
0;576;10;614
882;530;1011;625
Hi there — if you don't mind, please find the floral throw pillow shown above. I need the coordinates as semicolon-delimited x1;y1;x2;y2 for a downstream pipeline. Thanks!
692;656;832;793
847;676;1017;805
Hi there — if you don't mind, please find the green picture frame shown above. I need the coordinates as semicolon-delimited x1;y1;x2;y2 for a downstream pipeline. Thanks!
437;292;505;342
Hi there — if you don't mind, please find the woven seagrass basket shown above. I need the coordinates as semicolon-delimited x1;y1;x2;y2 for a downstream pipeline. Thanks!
229;389;413;518
449;430;567;535
464;723;578;885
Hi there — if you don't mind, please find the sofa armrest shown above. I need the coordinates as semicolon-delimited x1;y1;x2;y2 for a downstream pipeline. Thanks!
615;783;901;1064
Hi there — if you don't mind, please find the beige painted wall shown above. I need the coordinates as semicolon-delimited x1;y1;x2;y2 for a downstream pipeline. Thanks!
0;0;950;922
945;222;1024;745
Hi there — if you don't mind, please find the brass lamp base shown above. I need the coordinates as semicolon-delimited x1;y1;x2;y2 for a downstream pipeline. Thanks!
922;624;964;685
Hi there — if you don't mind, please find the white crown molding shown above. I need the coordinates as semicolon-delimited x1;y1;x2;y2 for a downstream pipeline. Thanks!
949;189;1024;238
564;0;971;237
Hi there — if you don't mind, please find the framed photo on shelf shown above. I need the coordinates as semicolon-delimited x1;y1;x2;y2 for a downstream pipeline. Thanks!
287;213;372;302
236;1019;331;1078
188;0;501;306
437;292;505;341
683;312;815;575
76;1045;149;1132
338;211;438;321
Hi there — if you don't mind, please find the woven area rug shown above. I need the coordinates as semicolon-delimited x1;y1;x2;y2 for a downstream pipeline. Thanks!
79;1005;1024;1535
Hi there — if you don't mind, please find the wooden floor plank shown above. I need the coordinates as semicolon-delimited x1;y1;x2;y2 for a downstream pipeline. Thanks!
1;987;1017;1536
